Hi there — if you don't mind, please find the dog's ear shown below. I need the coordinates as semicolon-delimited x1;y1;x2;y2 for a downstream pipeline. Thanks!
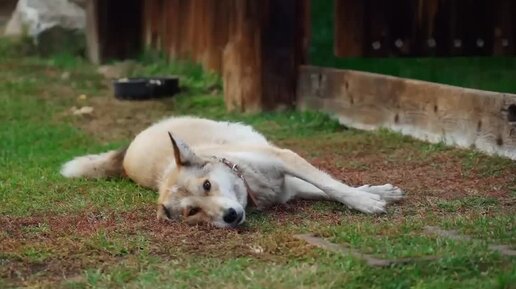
168;132;200;167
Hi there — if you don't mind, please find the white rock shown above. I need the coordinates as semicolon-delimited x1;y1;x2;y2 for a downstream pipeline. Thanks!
5;0;85;37
5;0;85;55
72;106;94;116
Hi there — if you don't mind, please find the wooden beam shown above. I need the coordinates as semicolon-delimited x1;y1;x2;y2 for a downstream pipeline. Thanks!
223;0;308;112
222;0;263;112
85;0;100;64
261;0;308;110
297;65;516;160
334;0;364;57
493;0;515;55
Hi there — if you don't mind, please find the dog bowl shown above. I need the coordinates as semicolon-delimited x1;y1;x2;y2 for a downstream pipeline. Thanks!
113;77;180;100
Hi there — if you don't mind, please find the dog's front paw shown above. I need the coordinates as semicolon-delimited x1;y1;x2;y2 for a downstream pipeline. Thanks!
345;192;387;214
358;184;404;203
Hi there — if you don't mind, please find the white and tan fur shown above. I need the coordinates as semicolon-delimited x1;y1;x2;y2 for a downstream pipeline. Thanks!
61;116;403;228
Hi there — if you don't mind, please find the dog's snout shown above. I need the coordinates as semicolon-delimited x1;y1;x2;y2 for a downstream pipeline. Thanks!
223;208;238;223
223;208;243;225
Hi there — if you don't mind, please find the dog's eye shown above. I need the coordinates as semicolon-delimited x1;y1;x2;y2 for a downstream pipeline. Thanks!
203;180;211;191
186;207;201;217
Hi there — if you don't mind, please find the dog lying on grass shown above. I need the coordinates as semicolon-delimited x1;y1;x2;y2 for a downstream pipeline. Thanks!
61;116;403;228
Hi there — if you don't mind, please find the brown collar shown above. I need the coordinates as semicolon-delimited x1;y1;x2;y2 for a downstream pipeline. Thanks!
219;158;258;207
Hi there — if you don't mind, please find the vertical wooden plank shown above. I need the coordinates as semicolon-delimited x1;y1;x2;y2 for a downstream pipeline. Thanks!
142;0;154;48
493;0;514;55
513;1;516;55
94;0;142;62
157;0;167;53
448;0;464;56
416;0;439;56
223;0;263;112
147;0;161;49
365;0;392;57
432;0;453;56
334;0;364;57
163;0;178;58
201;0;211;67
176;0;187;59
207;0;230;72
456;0;494;56
298;0;311;66
388;0;418;56
223;0;307;112
471;0;495;56
196;0;211;68
261;0;307;109
189;0;200;62
85;0;100;63
184;0;196;60
181;0;189;58
513;2;516;55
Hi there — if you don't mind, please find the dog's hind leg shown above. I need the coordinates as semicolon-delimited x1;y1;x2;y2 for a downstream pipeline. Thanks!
273;149;387;214
281;176;329;203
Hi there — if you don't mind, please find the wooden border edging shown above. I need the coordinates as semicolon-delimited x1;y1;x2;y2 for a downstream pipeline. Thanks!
297;66;516;160
294;234;439;267
424;226;516;257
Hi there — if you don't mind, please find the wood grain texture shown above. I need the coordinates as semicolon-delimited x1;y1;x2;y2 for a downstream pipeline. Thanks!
334;0;364;57
222;0;262;112
139;0;308;112
298;65;516;159
85;0;100;64
334;0;514;57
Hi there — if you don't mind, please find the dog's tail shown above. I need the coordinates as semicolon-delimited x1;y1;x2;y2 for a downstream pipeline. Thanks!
60;147;127;179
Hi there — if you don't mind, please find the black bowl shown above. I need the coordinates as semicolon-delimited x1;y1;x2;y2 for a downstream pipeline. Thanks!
113;77;180;100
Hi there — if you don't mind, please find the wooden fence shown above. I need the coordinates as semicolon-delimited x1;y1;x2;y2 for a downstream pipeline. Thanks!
87;0;309;112
86;0;516;158
335;0;515;57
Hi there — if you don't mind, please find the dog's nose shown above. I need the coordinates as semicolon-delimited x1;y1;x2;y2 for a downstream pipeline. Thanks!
223;208;243;225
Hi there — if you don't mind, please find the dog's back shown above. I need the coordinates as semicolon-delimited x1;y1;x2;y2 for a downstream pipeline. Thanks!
144;116;269;147
62;116;270;189
123;116;270;188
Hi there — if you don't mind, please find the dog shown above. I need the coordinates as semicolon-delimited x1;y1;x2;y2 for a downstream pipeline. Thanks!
61;116;403;228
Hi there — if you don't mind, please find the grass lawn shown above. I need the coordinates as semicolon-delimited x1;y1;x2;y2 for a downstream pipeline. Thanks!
0;38;515;289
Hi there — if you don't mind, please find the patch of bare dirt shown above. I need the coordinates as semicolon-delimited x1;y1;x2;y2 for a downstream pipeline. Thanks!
68;96;176;143
41;70;178;143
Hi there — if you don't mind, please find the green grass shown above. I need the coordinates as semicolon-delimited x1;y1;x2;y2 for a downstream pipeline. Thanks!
437;196;499;212
128;50;222;93
309;1;516;93
0;38;515;288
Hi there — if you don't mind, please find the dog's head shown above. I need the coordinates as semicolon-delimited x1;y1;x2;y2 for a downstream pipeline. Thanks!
157;133;248;228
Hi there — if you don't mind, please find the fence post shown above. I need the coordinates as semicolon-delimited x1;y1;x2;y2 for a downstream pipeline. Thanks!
223;0;308;112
